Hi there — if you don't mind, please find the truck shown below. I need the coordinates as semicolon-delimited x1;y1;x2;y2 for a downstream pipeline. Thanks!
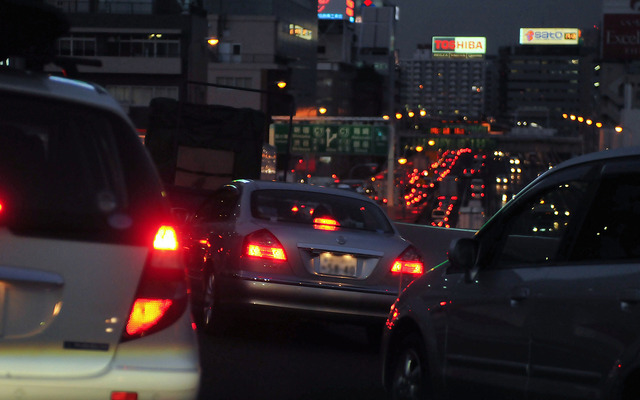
144;97;269;214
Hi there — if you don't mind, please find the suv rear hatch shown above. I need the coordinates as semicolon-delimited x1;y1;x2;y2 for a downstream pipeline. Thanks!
0;86;173;378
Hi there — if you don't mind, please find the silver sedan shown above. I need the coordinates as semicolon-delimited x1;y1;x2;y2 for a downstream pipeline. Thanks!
184;179;424;337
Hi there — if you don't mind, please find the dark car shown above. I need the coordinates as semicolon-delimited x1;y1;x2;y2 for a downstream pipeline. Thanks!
183;179;425;338
382;146;640;400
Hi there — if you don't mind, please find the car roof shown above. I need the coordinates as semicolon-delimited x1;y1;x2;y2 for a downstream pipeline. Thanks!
551;146;640;171
232;179;378;201
0;68;130;120
516;145;640;196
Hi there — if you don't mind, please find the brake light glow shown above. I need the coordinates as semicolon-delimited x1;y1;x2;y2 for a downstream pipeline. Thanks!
391;246;425;275
153;225;179;250
111;392;138;400
314;217;339;231
244;229;287;260
121;224;187;342
125;299;173;336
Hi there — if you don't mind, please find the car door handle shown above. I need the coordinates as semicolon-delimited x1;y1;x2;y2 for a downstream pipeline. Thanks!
620;289;640;311
510;286;530;306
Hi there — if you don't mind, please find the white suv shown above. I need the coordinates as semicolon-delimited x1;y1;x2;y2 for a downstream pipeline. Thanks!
0;68;200;399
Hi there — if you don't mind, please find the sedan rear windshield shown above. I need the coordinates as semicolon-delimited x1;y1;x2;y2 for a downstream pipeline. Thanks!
251;189;394;233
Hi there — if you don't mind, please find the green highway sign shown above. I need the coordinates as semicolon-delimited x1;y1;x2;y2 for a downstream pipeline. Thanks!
272;123;389;156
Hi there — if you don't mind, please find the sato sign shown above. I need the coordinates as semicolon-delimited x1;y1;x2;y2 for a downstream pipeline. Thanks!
432;37;486;55
519;28;580;45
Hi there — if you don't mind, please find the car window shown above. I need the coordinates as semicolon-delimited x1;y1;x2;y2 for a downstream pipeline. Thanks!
485;165;595;270
0;93;151;231
193;185;240;222
251;189;394;233
0;91;165;243
570;160;640;261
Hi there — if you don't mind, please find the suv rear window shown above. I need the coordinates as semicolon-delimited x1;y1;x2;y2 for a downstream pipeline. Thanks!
0;92;166;244
251;189;393;233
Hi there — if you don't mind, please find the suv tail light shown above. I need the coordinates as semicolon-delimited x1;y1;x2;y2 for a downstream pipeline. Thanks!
243;229;287;261
391;245;424;275
121;224;188;342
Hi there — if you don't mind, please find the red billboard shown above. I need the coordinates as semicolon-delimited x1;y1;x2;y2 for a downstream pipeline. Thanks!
318;0;355;21
603;14;640;60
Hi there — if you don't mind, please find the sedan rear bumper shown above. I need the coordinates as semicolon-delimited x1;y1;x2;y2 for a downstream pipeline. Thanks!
218;272;398;321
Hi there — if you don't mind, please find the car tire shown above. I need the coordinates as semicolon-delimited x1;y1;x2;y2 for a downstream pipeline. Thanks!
388;333;431;400
199;270;228;335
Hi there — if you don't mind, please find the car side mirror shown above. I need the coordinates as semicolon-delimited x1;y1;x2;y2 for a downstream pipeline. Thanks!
448;237;479;283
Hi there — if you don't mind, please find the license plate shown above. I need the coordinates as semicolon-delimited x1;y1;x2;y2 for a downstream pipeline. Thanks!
318;253;357;277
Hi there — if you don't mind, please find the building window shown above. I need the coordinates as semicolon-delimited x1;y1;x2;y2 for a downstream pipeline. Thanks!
106;85;179;106
58;33;180;58
57;36;96;57
215;77;253;89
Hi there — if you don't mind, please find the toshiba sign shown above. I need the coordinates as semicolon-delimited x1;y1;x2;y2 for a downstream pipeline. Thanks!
432;37;486;55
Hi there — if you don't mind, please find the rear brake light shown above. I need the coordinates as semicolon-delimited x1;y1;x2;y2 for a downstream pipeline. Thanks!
243;229;287;261
391;245;424;275
154;225;178;250
313;217;339;231
121;224;187;342
111;392;138;400
125;299;173;336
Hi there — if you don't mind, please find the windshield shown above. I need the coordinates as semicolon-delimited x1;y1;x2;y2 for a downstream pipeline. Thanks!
0;91;166;243
251;189;394;233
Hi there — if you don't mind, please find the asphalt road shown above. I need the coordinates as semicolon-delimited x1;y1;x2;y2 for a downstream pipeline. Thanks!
196;315;387;400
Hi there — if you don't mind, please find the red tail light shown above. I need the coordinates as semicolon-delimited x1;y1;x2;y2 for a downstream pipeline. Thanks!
391;245;424;275
153;225;179;250
121;224;187;342
243;229;287;261
313;217;339;231
111;392;138;400
126;299;173;336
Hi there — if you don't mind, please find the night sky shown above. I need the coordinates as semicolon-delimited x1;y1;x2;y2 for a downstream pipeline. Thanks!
393;0;604;57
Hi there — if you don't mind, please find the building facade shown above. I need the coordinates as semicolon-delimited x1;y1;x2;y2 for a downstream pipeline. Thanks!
399;47;488;120
203;0;318;116
44;0;209;129
498;43;598;137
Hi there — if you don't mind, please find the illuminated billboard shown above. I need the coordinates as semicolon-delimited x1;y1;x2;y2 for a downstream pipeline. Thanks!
519;28;580;45
432;37;486;58
603;14;640;60
318;0;355;22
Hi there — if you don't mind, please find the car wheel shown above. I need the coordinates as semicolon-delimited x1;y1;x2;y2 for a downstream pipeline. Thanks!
200;270;226;334
388;333;431;400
